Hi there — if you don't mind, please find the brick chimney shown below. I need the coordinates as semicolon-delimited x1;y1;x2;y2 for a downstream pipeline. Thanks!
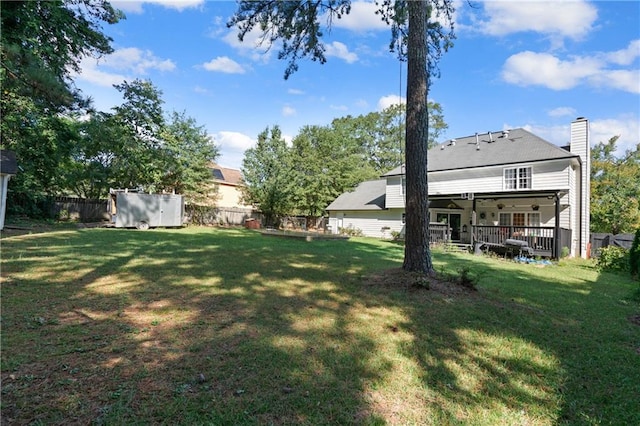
570;117;590;258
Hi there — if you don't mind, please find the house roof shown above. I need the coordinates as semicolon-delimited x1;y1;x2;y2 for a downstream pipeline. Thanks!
326;179;386;211
210;164;243;185
0;150;18;175
383;128;577;176
325;180;469;212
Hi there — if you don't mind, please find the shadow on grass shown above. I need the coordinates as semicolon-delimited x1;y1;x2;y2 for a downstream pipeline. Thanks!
1;227;639;424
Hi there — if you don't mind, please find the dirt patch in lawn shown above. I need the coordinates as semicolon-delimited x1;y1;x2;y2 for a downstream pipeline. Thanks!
364;267;477;297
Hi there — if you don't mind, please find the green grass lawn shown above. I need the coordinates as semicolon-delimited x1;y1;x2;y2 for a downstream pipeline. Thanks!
1;226;638;425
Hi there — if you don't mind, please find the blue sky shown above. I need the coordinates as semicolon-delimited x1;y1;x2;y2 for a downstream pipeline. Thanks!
72;0;640;170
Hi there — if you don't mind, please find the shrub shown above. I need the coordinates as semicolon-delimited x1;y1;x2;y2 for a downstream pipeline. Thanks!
630;228;640;279
338;226;363;237
437;266;480;291
456;266;479;290
597;246;630;272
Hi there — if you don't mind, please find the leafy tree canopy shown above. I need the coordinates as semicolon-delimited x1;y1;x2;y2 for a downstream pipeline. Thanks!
241;126;293;226
591;136;640;234
159;111;219;204
331;102;447;174
1;0;123;210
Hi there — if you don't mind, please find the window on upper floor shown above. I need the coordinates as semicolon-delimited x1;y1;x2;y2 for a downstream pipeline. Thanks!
504;166;532;190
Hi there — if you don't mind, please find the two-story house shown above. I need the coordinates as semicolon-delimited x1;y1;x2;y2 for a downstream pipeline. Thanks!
210;164;251;209
326;117;590;258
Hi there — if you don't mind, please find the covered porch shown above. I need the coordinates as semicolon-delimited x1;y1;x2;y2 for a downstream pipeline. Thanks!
426;190;573;259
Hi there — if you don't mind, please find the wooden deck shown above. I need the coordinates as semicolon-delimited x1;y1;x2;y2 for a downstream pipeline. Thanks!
428;224;570;258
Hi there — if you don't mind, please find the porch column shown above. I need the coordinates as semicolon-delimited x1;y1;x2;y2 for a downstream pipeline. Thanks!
471;198;477;245
554;193;560;259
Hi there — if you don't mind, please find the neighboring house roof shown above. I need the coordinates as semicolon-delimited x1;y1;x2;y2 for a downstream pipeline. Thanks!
0;150;18;175
326;179;386;211
383;128;577;176
211;164;243;186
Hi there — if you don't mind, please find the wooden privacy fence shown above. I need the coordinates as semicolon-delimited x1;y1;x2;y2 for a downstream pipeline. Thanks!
51;197;109;221
590;233;635;257
185;205;262;226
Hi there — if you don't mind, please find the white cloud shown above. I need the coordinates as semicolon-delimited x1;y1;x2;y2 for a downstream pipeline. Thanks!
73;48;175;87
223;27;275;63
74;57;129;87
288;88;305;95
548;107;577;118
502;51;599;90
377;94;406;110
330;1;388;32
590;116;640;155
605;39;640;66
509;115;639;158
282;105;297;117
324;41;359;64
202;56;245;74
589;70;640;94
215;131;255;152
112;0;204;13
103;47;176;73
501;49;640;94
475;1;597;41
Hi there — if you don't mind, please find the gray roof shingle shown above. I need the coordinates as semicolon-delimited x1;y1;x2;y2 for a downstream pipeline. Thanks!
326;179;386;211
383;128;576;176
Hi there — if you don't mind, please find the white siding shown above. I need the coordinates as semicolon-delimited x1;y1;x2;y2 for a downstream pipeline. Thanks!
427;160;571;195
531;161;572;190
385;176;405;208
329;209;404;238
570;118;590;258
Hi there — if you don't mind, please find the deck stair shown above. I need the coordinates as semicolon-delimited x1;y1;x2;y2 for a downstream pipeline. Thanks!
444;242;472;253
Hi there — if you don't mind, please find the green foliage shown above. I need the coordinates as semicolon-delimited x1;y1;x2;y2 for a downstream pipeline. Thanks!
109;79;167;191
159;111;219;204
64;112;123;198
437;265;480;290
591;136;640;234
289;125;378;217
630;228;640;278
338;226;363;237
331;102;447;174
1;0;122;114
596;246;630;273
1;0;122;204
241;126;293;226
390;230;403;241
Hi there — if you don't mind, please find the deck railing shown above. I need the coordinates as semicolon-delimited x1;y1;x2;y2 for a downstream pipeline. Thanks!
474;225;572;257
428;223;450;243
427;224;572;258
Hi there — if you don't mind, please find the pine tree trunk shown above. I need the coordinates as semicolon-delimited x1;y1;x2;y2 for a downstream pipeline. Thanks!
402;0;434;275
